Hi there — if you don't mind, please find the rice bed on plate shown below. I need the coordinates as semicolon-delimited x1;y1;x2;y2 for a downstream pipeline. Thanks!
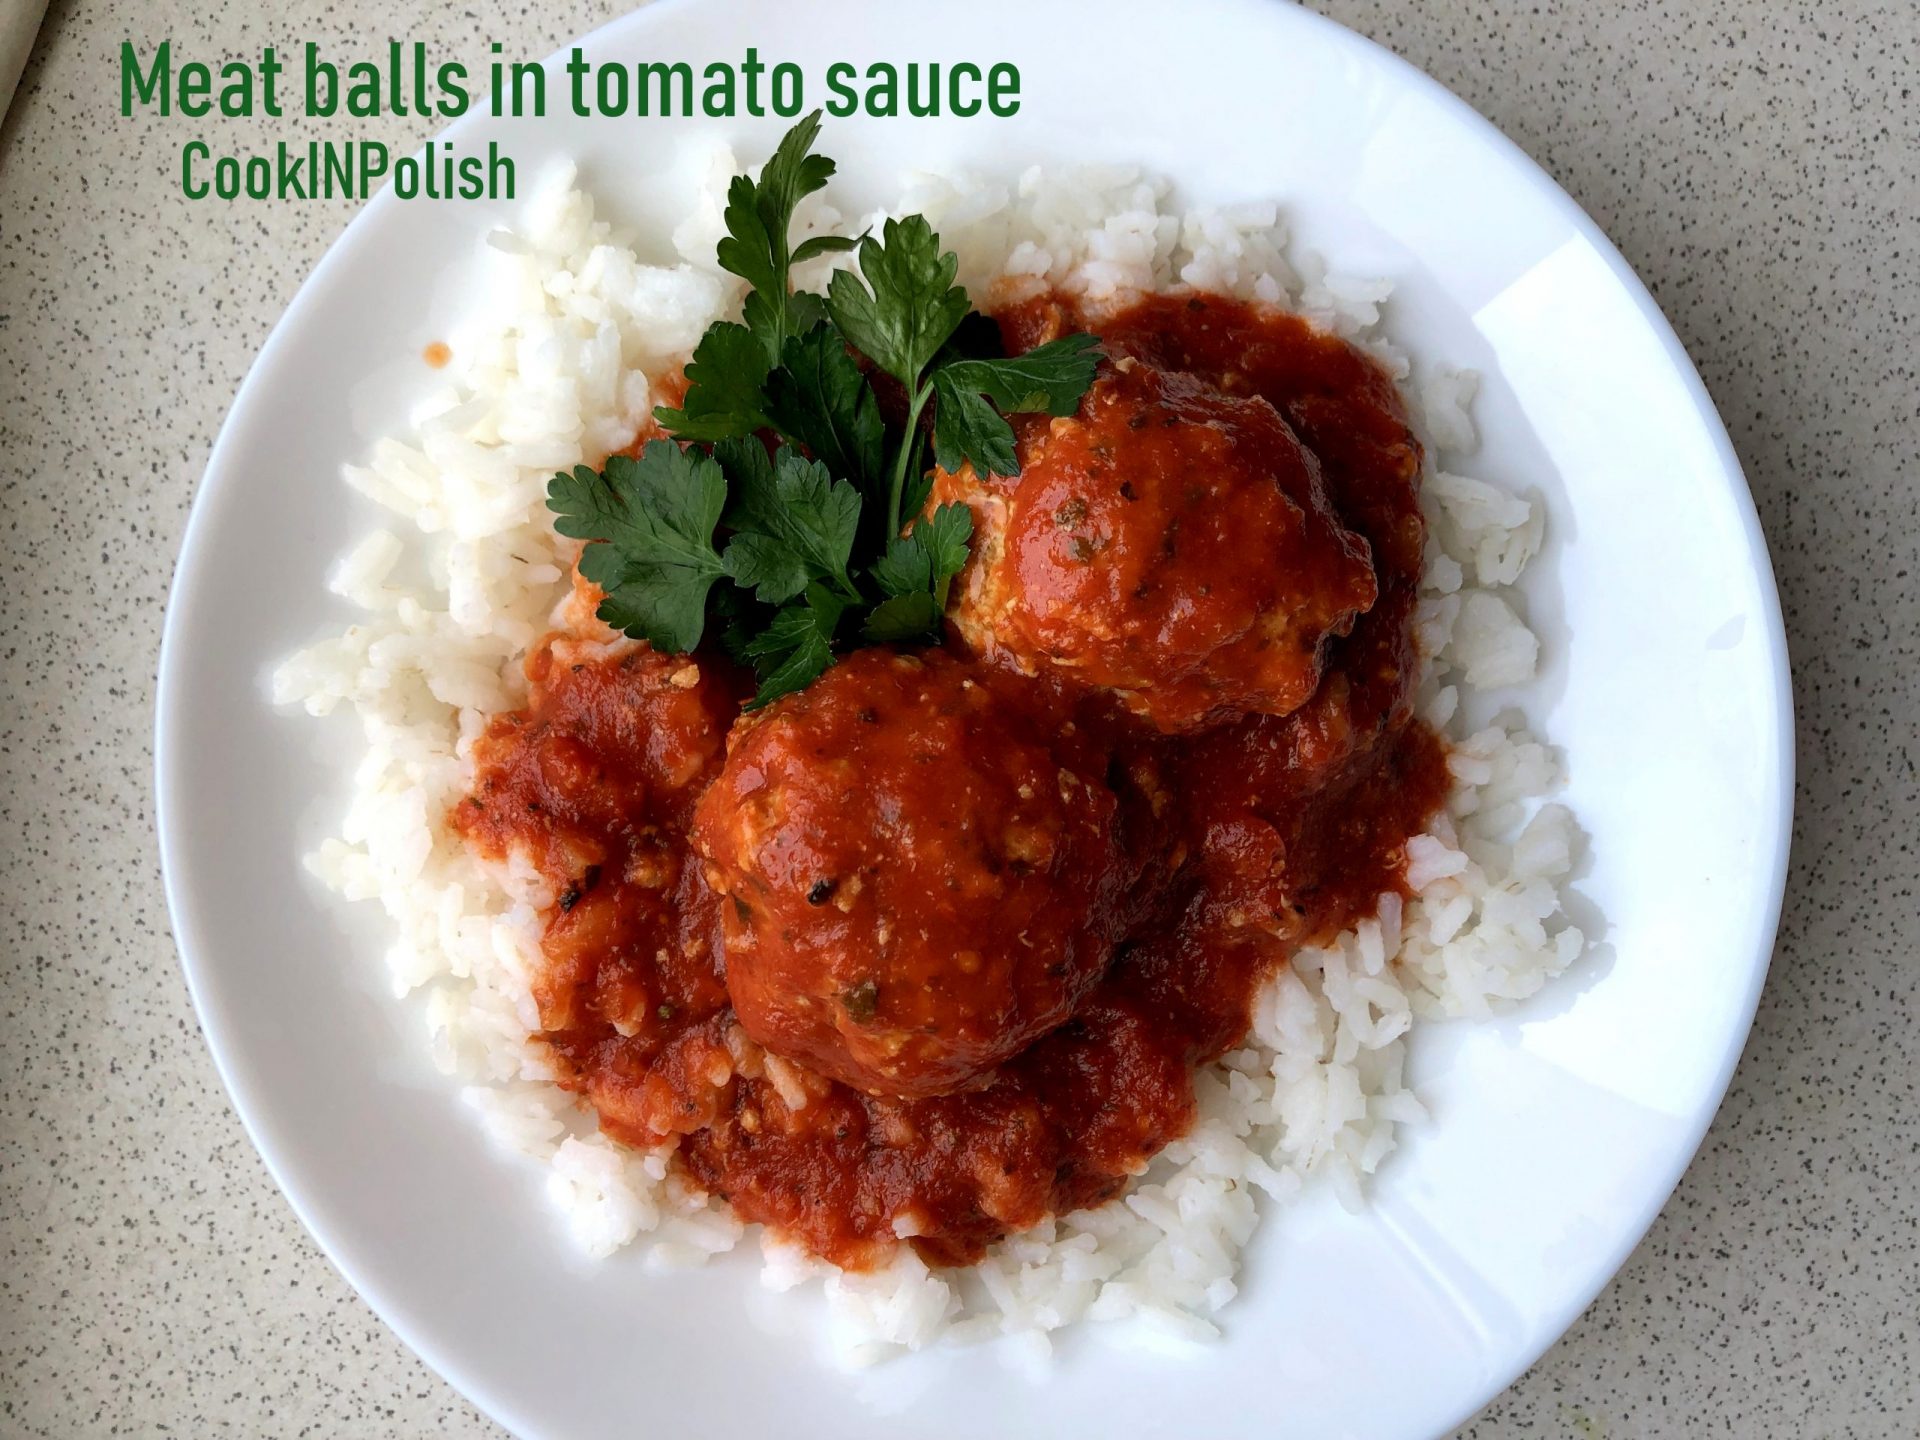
273;152;1582;1365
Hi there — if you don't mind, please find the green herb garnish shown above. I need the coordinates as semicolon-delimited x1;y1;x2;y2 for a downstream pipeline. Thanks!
547;113;1100;707
547;446;728;654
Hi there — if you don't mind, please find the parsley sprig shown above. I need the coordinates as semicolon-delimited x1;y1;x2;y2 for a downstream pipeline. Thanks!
547;113;1100;707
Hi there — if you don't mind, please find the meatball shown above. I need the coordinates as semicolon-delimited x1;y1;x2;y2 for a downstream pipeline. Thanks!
691;649;1127;1099
933;357;1378;732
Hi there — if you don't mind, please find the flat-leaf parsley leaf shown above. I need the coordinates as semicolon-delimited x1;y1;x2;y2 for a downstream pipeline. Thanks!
720;442;864;604
931;335;1104;477
547;441;728;652
744;583;849;706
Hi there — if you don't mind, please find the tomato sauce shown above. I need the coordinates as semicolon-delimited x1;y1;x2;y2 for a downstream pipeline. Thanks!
455;291;1451;1269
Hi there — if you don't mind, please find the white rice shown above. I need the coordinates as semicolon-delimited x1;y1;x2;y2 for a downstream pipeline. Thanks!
274;152;1583;1365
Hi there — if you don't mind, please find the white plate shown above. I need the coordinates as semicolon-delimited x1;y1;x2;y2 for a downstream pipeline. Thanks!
156;0;1793;1436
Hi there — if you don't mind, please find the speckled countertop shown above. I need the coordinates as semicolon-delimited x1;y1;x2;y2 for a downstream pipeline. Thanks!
1;1;1915;1435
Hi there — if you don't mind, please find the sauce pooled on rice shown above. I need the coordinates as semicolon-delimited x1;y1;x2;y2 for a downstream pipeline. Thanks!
455;290;1450;1268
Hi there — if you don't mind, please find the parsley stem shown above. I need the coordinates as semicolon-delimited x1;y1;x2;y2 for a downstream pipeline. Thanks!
888;380;936;538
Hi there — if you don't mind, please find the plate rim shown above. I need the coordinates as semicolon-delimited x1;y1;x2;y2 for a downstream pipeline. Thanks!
155;0;1796;1435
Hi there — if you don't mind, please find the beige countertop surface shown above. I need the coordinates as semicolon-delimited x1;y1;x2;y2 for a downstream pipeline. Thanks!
2;1;1916;1435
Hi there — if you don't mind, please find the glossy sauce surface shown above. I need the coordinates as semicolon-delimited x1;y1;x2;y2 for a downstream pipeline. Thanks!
456;291;1450;1268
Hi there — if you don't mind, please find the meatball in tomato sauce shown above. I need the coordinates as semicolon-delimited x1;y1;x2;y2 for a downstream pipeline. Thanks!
691;648;1129;1099
934;357;1378;733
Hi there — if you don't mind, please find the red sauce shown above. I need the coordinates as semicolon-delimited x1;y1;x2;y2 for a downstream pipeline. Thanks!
455;291;1451;1270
